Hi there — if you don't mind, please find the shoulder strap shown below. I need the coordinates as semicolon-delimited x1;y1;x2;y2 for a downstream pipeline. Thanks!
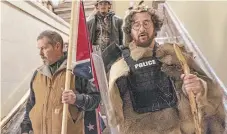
121;47;134;69
152;43;157;57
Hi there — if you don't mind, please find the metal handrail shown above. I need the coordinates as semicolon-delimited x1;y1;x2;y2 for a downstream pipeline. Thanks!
161;3;226;91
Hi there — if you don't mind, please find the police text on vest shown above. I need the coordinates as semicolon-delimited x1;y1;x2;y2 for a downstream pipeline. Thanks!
134;60;156;69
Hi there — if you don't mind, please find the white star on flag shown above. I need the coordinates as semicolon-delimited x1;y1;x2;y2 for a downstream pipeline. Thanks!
88;66;91;73
87;123;95;131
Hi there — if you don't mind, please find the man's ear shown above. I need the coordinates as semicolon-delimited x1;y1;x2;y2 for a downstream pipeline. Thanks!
55;42;62;50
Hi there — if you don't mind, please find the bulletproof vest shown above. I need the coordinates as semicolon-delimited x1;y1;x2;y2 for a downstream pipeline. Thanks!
122;46;177;114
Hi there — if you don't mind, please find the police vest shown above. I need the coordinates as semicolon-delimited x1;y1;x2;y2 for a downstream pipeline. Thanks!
122;46;177;114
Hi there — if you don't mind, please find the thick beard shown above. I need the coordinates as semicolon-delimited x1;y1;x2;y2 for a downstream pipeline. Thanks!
136;34;155;48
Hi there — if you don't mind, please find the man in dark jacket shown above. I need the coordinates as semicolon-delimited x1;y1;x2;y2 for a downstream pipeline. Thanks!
87;0;123;53
20;30;100;134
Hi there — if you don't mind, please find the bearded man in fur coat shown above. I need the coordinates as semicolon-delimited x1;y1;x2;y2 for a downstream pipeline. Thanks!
105;3;226;134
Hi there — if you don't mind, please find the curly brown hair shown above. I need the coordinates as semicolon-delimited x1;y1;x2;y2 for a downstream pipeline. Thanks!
123;3;163;46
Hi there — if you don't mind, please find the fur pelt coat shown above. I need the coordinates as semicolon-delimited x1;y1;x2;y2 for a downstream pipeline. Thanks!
106;42;225;134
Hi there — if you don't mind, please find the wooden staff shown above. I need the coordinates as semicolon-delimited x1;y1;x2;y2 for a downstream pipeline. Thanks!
173;44;202;134
61;0;80;134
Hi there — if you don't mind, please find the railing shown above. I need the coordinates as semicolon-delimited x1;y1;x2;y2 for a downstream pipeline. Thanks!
157;3;227;108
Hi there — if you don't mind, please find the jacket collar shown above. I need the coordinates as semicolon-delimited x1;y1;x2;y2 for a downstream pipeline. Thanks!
37;59;67;78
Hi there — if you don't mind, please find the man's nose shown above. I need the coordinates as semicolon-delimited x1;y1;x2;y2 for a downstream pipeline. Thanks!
39;49;43;56
139;24;146;33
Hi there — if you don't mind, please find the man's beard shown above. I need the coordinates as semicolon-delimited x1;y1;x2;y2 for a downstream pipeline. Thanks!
135;33;155;48
42;59;48;65
41;57;49;65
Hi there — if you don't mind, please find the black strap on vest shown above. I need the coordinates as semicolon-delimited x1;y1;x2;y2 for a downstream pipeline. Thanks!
121;46;131;66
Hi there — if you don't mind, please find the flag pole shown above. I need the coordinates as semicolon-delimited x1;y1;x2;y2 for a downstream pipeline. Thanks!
61;0;80;134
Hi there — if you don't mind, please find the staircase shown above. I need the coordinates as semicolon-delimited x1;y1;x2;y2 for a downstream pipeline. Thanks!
2;1;226;134
54;0;96;23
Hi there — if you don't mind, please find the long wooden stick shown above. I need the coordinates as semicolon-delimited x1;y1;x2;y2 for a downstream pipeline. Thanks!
61;0;80;134
173;44;202;134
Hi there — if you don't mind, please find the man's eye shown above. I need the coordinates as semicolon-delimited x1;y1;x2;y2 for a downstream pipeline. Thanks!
134;23;140;27
144;21;149;25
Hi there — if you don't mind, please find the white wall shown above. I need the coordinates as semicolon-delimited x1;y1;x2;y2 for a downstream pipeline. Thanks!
112;1;154;18
1;1;69;119
167;1;227;87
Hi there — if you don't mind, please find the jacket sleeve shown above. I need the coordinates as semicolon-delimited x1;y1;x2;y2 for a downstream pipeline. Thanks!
74;76;101;111
20;90;35;133
86;19;94;45
20;71;37;133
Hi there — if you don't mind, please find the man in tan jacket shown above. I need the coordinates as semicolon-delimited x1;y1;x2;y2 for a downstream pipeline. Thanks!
106;2;226;134
20;30;100;134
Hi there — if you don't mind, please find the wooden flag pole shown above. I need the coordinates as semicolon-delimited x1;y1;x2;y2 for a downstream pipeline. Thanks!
173;44;202;134
61;0;80;134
